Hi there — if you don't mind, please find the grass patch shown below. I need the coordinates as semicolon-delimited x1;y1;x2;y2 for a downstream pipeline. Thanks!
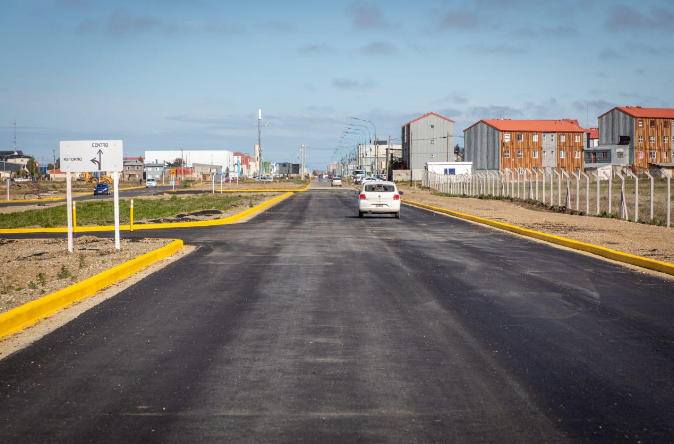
0;194;254;228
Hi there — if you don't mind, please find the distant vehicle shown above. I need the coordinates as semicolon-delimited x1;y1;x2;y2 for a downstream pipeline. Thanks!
354;174;365;185
93;183;111;195
352;169;366;178
13;178;30;182
374;174;386;180
361;176;376;184
358;181;402;219
260;176;273;182
145;178;157;187
331;176;342;187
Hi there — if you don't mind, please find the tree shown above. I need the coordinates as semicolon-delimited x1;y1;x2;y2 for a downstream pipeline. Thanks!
169;158;185;167
26;158;38;177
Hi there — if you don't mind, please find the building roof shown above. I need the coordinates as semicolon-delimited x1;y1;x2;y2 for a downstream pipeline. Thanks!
404;112;455;126
585;127;599;139
599;106;674;119
464;119;585;133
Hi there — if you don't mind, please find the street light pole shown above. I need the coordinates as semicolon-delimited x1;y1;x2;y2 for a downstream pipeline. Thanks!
258;109;263;177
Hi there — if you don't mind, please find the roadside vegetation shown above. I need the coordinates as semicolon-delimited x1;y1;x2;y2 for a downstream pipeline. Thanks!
0;194;260;228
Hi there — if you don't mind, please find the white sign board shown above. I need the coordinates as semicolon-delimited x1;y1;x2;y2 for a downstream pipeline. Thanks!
60;140;123;172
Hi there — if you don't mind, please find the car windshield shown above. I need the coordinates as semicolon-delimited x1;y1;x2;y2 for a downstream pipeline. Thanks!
364;184;395;192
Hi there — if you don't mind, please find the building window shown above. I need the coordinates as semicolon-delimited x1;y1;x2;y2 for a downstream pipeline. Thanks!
430;124;434;129
504;150;510;158
533;134;539;142
650;151;656;159
638;151;644;159
665;151;669;159
560;150;566;159
650;120;655;128
639;136;644;143
575;150;580;158
517;150;523;158
551;135;555;141
517;134;523;142
602;152;608;159
638;120;643;128
617;150;624;159
533;150;539;158
542;134;546;142
575;135;581;143
543;151;547;158
504;133;511;142
664;136;669;144
430;139;435;144
560;134;566;142
650;136;655;144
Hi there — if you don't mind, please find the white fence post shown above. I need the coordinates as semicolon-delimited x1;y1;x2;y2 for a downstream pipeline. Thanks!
667;175;671;228
579;171;589;215
608;172;613;215
616;171;628;220
644;171;654;221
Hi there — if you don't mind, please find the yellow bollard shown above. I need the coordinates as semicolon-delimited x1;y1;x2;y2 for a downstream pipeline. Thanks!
130;199;134;232
73;201;77;233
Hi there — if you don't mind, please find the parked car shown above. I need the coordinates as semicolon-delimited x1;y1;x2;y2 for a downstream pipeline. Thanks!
146;178;157;187
93;183;111;195
331;176;342;187
357;181;402;218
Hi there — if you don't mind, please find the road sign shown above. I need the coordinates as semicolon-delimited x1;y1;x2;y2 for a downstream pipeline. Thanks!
60;140;123;172
170;169;177;175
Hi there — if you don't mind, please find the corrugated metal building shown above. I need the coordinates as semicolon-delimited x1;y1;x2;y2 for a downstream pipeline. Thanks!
595;106;674;171
401;112;455;180
464;119;586;172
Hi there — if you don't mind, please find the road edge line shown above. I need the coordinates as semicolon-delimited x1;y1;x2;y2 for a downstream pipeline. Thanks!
403;199;674;277
0;191;294;234
0;239;184;340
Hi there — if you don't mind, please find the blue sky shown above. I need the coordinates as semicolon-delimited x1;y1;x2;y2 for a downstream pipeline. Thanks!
1;0;673;169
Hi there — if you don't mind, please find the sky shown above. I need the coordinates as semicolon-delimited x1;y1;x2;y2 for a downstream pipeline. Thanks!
1;0;673;169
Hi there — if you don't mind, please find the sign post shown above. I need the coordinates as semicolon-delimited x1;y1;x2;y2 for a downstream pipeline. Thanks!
60;140;123;251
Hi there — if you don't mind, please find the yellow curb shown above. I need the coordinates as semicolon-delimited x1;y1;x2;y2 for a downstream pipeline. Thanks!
0;239;184;340
403;199;674;277
0;192;294;234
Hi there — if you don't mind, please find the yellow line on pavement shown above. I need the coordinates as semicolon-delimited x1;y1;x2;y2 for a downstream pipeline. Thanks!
403;199;674;277
0;192;294;234
0;239;184;340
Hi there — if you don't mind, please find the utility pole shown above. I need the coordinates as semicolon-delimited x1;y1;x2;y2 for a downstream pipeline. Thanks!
258;109;263;177
13;118;17;153
387;135;391;180
181;149;184;182
300;145;305;180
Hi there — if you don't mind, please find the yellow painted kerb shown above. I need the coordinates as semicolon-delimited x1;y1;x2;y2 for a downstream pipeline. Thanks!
0;191;294;234
403;199;674;277
0;239;184;340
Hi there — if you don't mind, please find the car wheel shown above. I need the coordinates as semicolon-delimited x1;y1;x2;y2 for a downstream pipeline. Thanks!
395;212;400;219
358;212;363;218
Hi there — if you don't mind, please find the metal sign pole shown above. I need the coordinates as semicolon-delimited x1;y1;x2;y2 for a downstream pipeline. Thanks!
113;171;120;250
66;172;74;253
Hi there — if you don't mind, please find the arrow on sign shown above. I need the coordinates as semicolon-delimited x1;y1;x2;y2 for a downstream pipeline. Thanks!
90;149;103;171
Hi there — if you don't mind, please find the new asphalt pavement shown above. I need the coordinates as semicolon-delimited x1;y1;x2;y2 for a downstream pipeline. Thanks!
1;181;673;443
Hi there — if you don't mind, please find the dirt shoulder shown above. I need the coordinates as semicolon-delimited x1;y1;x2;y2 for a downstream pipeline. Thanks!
399;184;674;264
0;236;172;314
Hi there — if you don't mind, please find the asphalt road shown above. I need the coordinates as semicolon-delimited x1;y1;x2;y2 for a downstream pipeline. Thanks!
0;185;173;207
1;183;673;443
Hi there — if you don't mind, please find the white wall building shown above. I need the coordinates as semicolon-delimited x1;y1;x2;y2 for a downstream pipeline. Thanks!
144;150;235;172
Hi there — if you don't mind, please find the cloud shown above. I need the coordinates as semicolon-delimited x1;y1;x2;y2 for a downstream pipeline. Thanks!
522;98;563;118
167;114;231;125
465;106;523;119
352;41;397;56
435;93;468;105
598;48;619;60
107;9;160;35
435;11;481;31
513;25;579;38
572;100;616;114
345;2;391;30
468;42;528;55
606;5;674;31
331;78;376;90
298;43;336;56
75;18;98;34
266;20;298;33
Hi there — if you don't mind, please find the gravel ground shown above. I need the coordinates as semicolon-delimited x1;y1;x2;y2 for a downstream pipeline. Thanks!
0;236;171;314
399;184;674;263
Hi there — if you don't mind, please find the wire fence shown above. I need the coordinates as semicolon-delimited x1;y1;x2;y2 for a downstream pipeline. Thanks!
422;169;672;228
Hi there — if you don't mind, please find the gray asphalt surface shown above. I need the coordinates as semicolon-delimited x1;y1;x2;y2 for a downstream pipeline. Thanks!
1;182;673;443
0;185;173;207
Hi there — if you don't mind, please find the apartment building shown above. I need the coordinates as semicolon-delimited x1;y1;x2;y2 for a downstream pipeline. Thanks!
464;119;586;172
401;112;455;180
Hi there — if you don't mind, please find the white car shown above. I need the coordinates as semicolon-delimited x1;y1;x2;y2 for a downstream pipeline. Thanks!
146;178;157;187
358;181;402;218
331;176;342;187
